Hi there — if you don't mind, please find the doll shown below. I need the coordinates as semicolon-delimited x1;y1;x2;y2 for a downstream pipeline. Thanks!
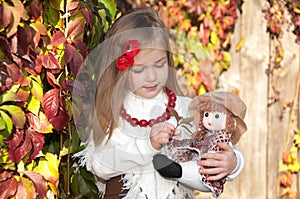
153;92;247;197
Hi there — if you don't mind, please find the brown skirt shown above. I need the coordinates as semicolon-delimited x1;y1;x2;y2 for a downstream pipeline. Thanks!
104;176;128;199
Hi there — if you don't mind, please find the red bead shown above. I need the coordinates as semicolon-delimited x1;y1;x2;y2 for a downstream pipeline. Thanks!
139;119;149;127
130;118;139;126
169;93;176;101
148;119;156;127
157;116;166;123
120;108;126;115
120;87;176;128
124;114;131;122
168;101;176;108
166;87;173;95
163;112;170;119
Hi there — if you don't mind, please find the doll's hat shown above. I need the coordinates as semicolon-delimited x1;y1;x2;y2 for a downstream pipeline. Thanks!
188;92;247;144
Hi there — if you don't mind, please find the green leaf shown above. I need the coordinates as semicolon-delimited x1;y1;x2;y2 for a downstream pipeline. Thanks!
0;118;6;131
0;110;13;134
100;0;117;19
0;105;26;128
0;90;22;105
179;116;194;124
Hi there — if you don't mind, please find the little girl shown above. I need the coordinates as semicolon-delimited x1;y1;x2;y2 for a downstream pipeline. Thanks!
76;7;244;199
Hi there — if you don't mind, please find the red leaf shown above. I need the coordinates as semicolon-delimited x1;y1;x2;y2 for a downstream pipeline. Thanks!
49;101;69;131
42;51;62;71
67;17;85;39
42;88;60;119
15;179;30;199
62;80;87;96
0;177;17;198
65;43;83;77
5;62;22;82
42;88;69;131
0;36;11;59
26;112;51;133
27;128;44;162
81;5;93;26
72;40;88;59
46;71;60;88
0;3;13;29
6;129;31;163
22;170;47;199
6;129;24;153
28;0;42;19
49;30;66;47
0;171;13;182
17;88;30;102
17;26;29;56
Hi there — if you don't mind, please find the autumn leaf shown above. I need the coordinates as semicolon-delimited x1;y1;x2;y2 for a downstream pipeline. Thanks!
34;153;60;187
67;17;85;39
42;88;69;131
26;112;53;133
6;129;30;163
42;51;62;72
27;128;44;162
49;30;66;47
0;104;26;128
15;176;36;199
22;170;47;199
42;88;60;119
65;43;84;77
0;176;18;198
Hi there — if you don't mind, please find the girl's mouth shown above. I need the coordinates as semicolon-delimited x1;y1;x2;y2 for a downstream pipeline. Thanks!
143;85;157;91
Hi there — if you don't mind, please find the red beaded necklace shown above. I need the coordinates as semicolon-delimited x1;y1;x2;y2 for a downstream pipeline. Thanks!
120;87;177;127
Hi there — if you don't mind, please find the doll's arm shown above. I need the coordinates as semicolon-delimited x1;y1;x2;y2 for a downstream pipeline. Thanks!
226;145;244;180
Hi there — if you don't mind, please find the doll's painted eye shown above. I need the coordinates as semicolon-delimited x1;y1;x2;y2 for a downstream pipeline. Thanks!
204;112;209;117
215;114;219;119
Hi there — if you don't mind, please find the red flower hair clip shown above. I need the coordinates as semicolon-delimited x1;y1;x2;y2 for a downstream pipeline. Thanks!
116;40;140;71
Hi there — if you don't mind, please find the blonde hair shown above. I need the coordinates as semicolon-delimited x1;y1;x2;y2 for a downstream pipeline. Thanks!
90;7;182;145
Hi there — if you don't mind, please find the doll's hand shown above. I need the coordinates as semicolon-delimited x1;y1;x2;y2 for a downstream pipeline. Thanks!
150;122;180;150
197;142;237;181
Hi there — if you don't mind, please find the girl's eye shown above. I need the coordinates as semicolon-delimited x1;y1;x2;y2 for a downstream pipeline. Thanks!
154;61;167;68
131;66;144;73
204;112;209;117
215;114;219;119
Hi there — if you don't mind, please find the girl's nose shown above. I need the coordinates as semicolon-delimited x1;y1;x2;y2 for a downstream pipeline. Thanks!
146;67;156;81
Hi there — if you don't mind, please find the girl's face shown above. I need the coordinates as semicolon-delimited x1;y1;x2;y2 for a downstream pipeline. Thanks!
202;111;227;131
127;49;168;99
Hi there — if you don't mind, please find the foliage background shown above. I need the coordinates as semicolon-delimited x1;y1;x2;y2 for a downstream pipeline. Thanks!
0;0;299;198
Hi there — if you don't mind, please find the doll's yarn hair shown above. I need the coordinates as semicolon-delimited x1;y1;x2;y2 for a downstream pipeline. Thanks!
195;100;236;139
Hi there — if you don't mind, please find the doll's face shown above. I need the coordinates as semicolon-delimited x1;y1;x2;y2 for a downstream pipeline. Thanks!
203;111;227;131
126;49;168;99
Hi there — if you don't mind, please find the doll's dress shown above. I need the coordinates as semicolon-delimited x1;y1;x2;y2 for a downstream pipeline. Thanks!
167;129;230;198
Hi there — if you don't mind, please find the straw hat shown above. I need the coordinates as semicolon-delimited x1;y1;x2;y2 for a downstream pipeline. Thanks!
188;92;247;144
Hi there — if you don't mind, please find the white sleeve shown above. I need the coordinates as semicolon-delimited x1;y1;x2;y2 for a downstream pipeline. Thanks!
89;129;159;180
226;145;244;180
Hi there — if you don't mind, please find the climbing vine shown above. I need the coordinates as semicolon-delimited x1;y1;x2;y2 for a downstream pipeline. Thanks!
0;0;116;198
264;0;300;198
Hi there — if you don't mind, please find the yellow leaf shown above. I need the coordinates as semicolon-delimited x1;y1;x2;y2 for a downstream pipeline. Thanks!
294;7;300;14
288;161;300;172
210;31;219;45
235;36;245;52
34;153;60;187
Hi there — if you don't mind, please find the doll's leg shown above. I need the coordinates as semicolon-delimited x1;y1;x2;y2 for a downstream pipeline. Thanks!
152;154;210;191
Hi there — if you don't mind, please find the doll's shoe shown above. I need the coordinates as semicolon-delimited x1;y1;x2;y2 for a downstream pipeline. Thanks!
152;154;182;178
178;161;210;191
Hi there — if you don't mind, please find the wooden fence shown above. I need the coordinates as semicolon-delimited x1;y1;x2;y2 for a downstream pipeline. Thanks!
195;0;300;198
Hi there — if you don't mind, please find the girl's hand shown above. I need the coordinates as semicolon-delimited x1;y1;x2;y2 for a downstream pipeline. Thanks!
150;122;180;150
197;142;237;181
